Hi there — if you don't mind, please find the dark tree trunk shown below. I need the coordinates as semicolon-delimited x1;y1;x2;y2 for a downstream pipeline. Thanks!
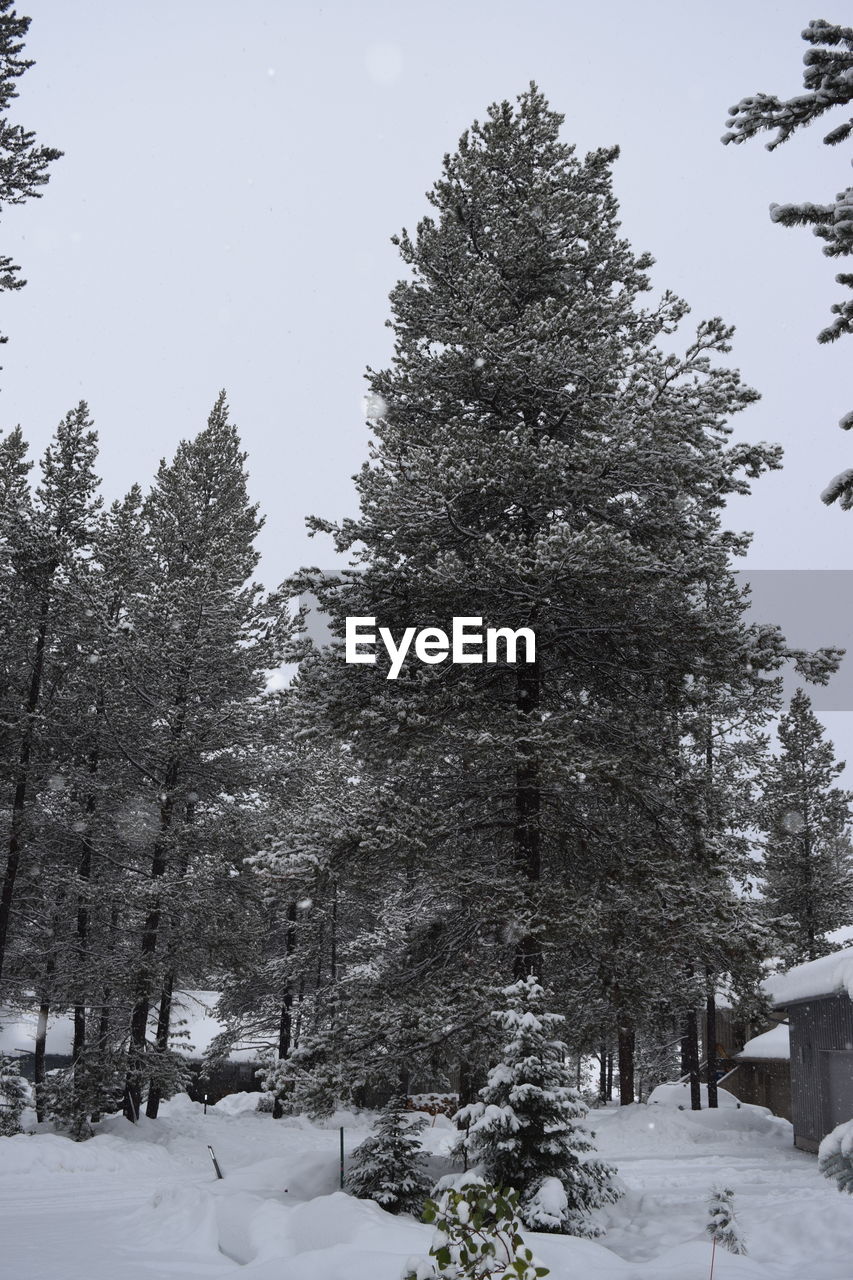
124;730;184;1120
89;1001;110;1125
0;595;52;983
606;1049;613;1101
598;1042;608;1102
458;1060;477;1110
513;661;541;980
73;732;101;1076
91;906;118;1124
706;988;718;1108
617;1020;635;1105
272;901;298;1120
683;1007;701;1110
72;828;95;1069
145;970;174;1119
123;826;169;1121
34;1001;49;1122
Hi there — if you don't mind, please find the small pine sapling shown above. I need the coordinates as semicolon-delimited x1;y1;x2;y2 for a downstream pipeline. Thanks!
706;1185;747;1256
346;1096;431;1215
0;1054;28;1136
457;976;620;1235
403;1182;549;1280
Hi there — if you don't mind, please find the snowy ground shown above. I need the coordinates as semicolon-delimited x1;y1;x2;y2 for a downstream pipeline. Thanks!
2;1093;852;1280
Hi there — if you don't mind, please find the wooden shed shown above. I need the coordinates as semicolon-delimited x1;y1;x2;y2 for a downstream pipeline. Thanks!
766;952;853;1153
722;1023;792;1122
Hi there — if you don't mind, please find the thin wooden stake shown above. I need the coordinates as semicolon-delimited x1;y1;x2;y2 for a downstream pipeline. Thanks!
339;1126;345;1189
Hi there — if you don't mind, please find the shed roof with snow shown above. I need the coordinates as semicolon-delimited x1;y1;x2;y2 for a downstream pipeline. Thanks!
762;952;853;1153
765;950;853;1008
736;1023;790;1062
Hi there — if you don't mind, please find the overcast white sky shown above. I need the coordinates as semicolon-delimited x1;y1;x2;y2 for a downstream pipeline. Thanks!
2;2;852;752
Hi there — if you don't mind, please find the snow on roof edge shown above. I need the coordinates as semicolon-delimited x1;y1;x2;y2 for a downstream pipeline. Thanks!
736;1023;790;1061
764;949;853;1007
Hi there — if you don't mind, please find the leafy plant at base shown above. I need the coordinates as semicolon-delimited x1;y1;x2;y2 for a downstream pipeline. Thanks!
403;1183;548;1280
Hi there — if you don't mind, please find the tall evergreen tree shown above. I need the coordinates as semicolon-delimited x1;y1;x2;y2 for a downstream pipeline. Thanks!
0;405;101;987
760;689;853;964
283;84;799;1097
117;393;285;1120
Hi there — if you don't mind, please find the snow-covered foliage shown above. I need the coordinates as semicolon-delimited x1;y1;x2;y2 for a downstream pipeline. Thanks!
345;1097;431;1216
723;18;853;479
819;1117;853;1194
43;1049;124;1140
403;1182;549;1280
0;1055;27;1136
706;1184;747;1255
759;690;853;966
456;977;620;1236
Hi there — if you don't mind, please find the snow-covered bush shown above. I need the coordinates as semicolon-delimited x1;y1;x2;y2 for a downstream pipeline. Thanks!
43;1051;124;1140
456;976;620;1235
258;1032;354;1119
346;1096;431;1215
0;1055;27;1136
706;1185;747;1255
819;1117;853;1194
403;1182;549;1280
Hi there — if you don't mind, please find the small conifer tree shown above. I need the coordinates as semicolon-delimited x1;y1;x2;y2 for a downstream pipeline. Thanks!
457;976;620;1235
346;1096;431;1216
0;1053;27;1135
706;1185;747;1255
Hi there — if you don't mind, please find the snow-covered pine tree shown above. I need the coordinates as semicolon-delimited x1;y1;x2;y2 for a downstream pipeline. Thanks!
285;84;791;1098
346;1096;431;1215
760;689;853;964
0;405;101;993
722;19;853;490
0;1052;27;1135
118;393;287;1121
457;976;619;1236
706;1185;747;1255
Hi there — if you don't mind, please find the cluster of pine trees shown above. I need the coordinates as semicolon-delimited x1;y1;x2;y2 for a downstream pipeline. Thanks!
1;3;853;1231
0;395;292;1131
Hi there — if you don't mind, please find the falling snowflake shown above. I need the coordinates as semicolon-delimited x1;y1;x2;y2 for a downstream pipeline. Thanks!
362;392;388;420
